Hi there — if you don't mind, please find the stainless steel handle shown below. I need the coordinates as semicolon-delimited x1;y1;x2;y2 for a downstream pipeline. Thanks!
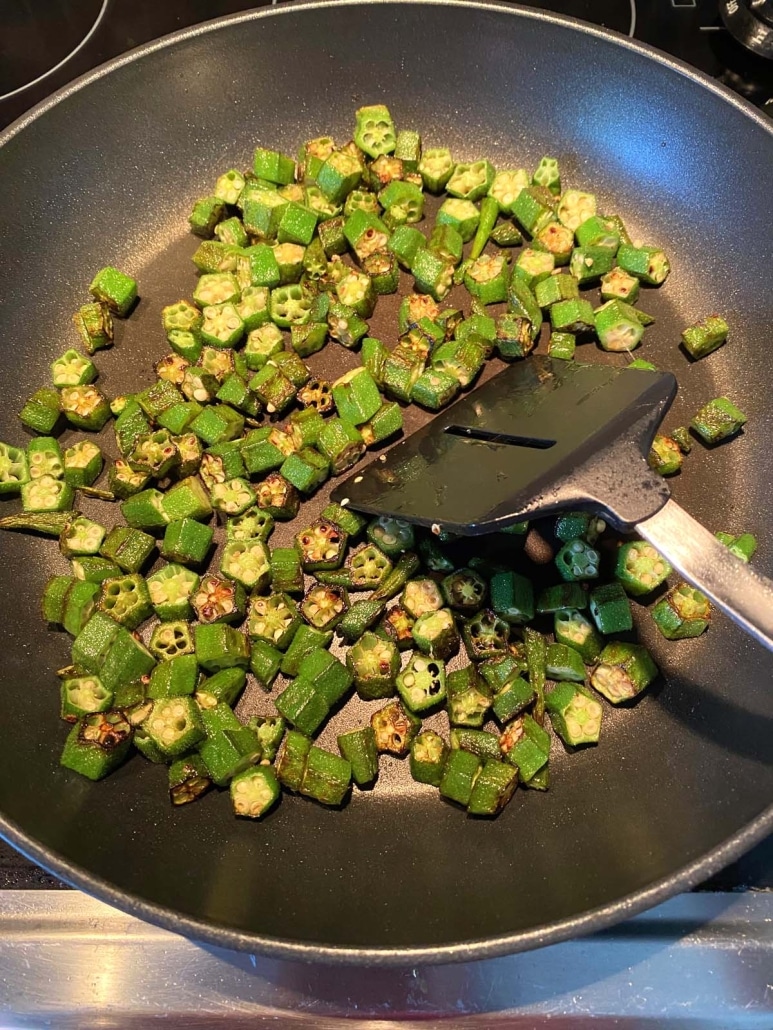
638;497;773;653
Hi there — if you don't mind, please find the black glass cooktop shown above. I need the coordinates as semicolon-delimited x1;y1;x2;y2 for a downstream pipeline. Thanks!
0;0;770;889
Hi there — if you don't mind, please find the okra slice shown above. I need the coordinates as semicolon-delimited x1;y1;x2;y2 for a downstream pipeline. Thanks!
491;675;535;724
651;582;711;639
120;488;170;531
147;563;200;621
715;531;757;563
691;396;747;444
194;622;249;671
396;654;447;714
545;642;586;683
0;441;29;494
275;677;330;736
296;649;353;707
61;675;112;723
226;506;274;544
370;699;420;757
500;713;550;780
446;664;492;728
63;440;103;487
98;573;153;630
142;697;204;758
73;301;114;354
615;540;672;596
589;581;633;634
280;447;329;494
556;189;597;232
600;266;640;304
89;266;138;316
19;387;61;435
536;582;587;614
681;314;729;360
149;621;195;660
100;525;155;574
230;766;280;819
490;570;535;624
300;745;352;806
71;557;122;585
591;641;658;703
554;609;603;664
169;755;212;806
616;244;670;285
60;710;133;780
401;577;443;619
337;727;379;788
346;631;399;700
594;299;644;352
546;682;602;746
210;477;256;516
27;437;62;482
21;473;75;513
246;641;282;693
220;539;270;592
412;609;459;661
192;573;245;625
161;517;214;567
247;592;300;650
60;515;106;558
51;348;97;388
467;759;518;816
409;730;448;786
378;604;415;652
555;537;601;582
461;609;510;662
301;584;349;630
439;748;481;807
60;385;111;432
275;730;312;792
270;546;304;595
147;653;199;700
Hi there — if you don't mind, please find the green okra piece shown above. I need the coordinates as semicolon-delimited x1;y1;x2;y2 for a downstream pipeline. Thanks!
60;711;133;780
500;713;550;780
491;674;535;724
715;531;757;563
651;582;711;640
409;730;448;786
615;540;672;596
275;676;331;737
230;766;280;820
451;727;501;762
169;755;212;806
691;396;747;444
0;510;75;537
280;624;333;677
337;727;379;787
60;674;112;723
469;195;500;260
297;648;353;707
524;626;547;726
589;581;633;634
590;641;658;703
347;631;399;700
439;748;481;807
545;682;603;746
467;759;518;817
479;653;527;693
196;667;247;709
370;699;421;756
336;597;386;643
276;730;313;792
461;609;510;662
555;537;601;582
148;621;195;661
553;609;603;664
397;652;447;713
536;582;587;613
545;642;586;683
300;745;352;806
147;653;199;700
446;664;492;728
371;552;421;602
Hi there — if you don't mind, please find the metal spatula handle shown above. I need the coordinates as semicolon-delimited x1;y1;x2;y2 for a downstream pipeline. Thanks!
638;499;773;652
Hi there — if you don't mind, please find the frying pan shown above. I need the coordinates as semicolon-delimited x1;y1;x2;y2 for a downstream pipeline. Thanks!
0;0;772;965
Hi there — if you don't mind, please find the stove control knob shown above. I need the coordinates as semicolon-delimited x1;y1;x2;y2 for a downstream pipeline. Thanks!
720;0;773;58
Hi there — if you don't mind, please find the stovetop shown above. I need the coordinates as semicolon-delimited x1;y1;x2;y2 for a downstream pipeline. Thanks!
0;0;771;898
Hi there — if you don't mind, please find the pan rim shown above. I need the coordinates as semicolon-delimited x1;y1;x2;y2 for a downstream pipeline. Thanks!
0;0;771;965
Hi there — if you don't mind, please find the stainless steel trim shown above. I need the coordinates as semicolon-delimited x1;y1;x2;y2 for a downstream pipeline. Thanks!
0;889;771;1026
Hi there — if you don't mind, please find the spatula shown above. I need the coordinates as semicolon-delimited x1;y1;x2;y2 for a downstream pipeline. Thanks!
330;357;773;653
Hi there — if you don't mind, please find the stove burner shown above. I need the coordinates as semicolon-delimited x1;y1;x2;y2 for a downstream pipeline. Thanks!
0;0;108;101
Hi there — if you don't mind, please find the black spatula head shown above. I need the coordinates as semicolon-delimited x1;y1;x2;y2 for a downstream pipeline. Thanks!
331;357;678;535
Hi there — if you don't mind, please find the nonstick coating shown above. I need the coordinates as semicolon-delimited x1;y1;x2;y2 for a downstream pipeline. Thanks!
0;0;772;964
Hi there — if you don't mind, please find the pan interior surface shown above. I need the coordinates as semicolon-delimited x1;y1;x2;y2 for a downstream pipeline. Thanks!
0;1;771;962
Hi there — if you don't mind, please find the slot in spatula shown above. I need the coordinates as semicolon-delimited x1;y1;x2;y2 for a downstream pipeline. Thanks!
331;357;773;653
